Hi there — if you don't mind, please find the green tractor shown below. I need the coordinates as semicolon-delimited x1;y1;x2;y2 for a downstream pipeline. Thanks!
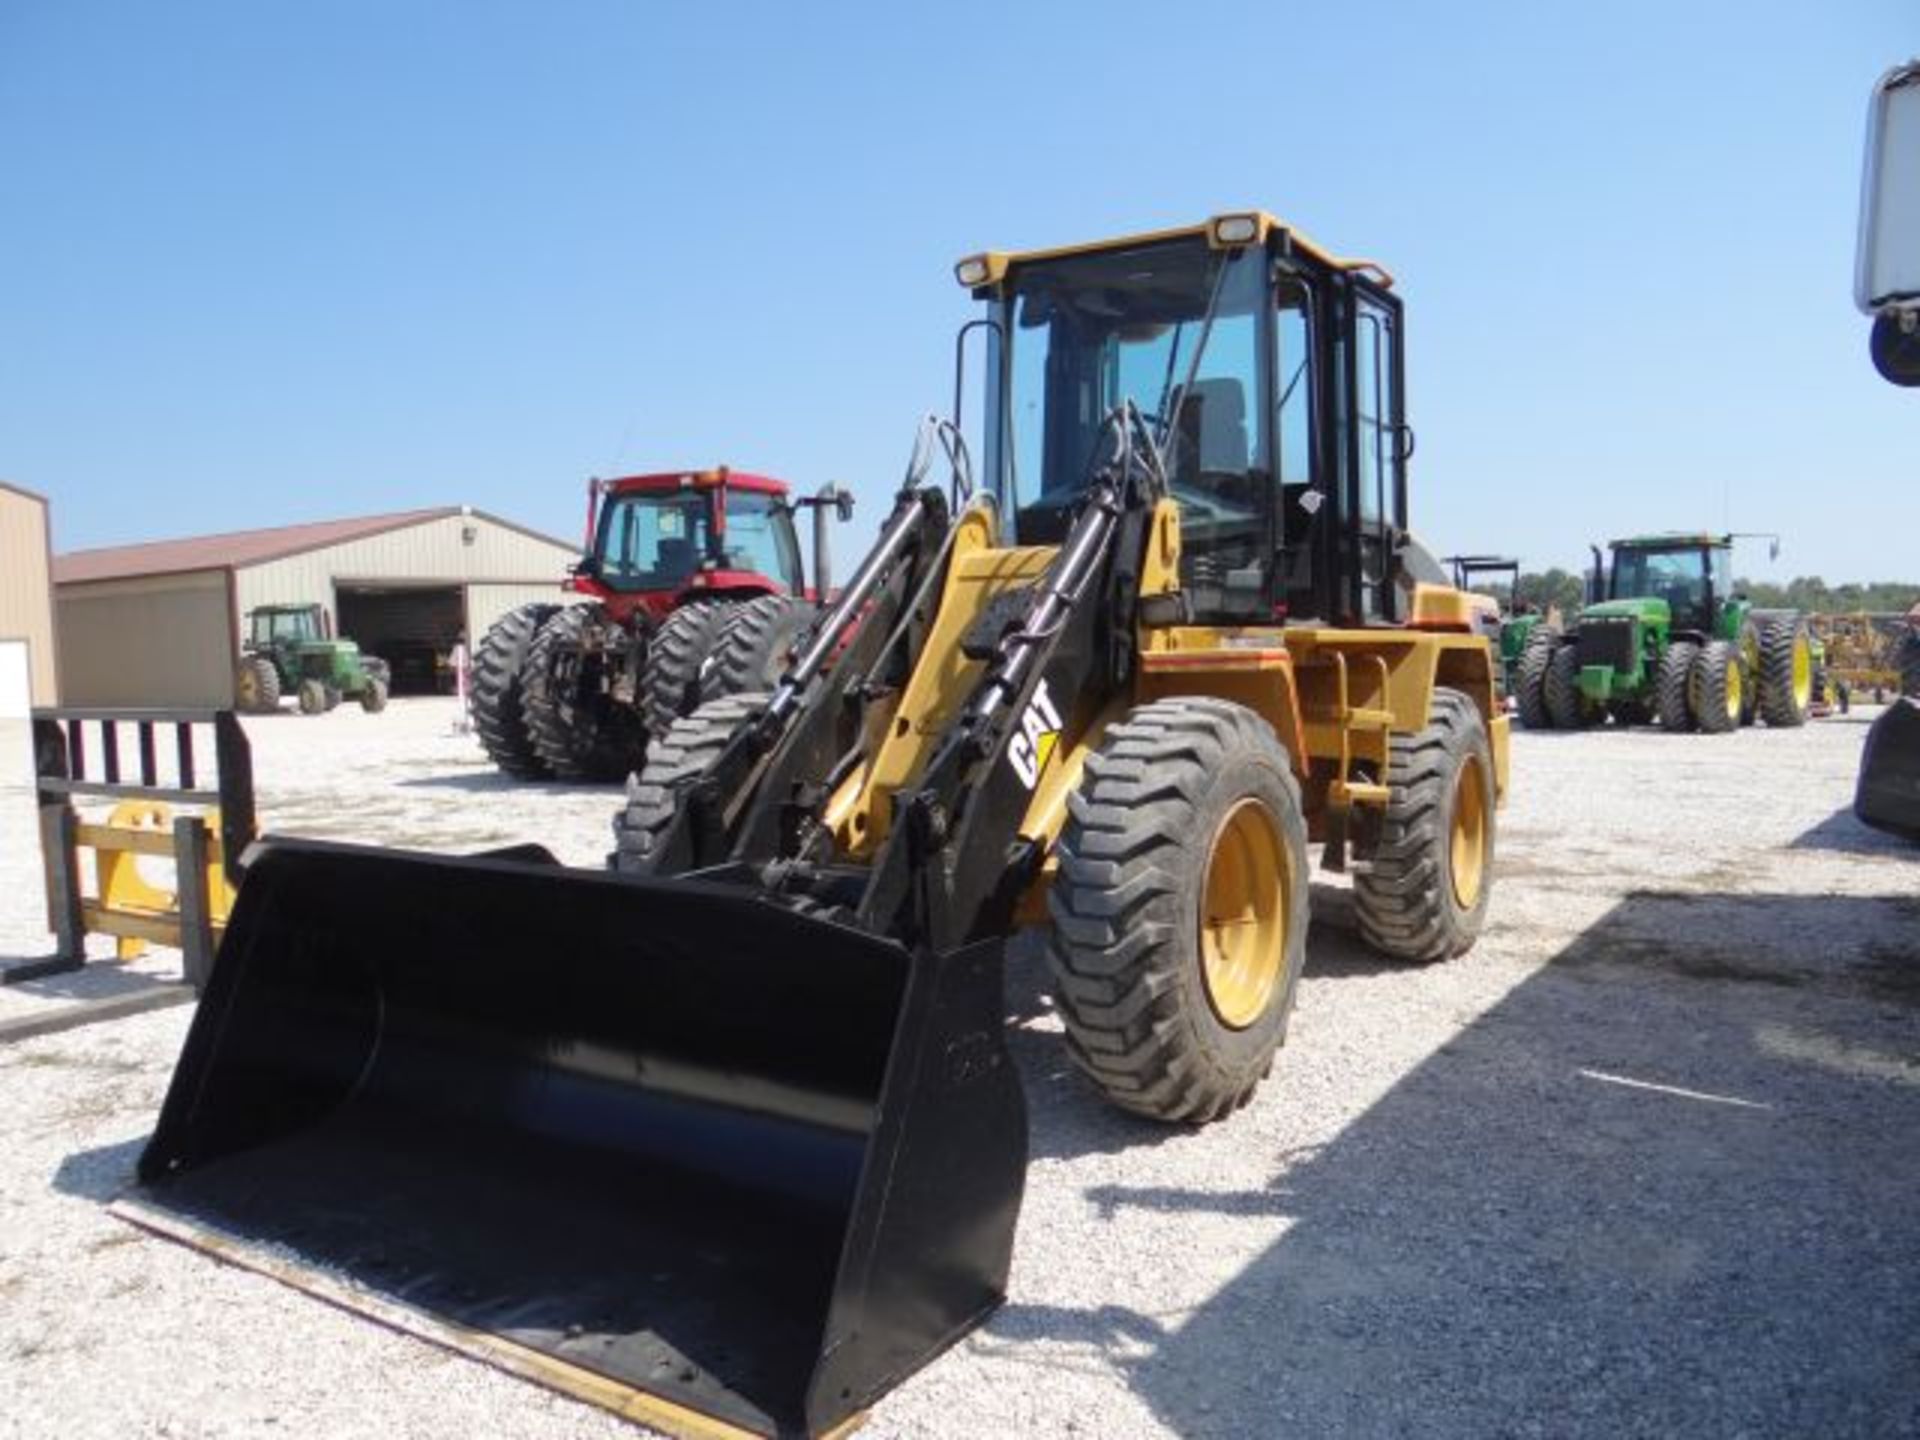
1515;533;1813;734
1446;555;1556;699
235;603;391;716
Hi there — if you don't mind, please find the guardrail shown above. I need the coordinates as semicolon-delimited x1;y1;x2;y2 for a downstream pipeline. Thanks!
11;707;256;996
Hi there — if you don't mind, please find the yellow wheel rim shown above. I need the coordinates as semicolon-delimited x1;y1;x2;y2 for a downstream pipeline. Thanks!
236;668;258;707
1724;662;1742;722
1450;754;1489;910
1792;635;1812;708
1200;798;1289;1030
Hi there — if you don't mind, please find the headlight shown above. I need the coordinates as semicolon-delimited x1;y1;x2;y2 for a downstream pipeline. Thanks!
1209;212;1262;247
955;254;993;288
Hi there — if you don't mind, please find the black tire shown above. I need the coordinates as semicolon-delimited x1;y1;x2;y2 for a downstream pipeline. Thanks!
236;657;281;713
1692;640;1741;734
1543;643;1589;729
1353;687;1496;963
611;691;770;874
1657;640;1700;731
297;678;328;716
521;604;646;781
1514;632;1556;731
641;601;737;736
1899;630;1920;699
1736;618;1761;726
1047;697;1309;1125
472;602;559;778
701;595;815;703
1757;616;1811;728
359;676;389;713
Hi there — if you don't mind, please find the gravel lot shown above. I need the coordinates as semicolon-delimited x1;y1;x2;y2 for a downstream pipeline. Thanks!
2;699;1916;1438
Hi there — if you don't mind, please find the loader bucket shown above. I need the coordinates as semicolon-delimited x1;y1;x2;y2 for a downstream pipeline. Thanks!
127;838;1027;1438
1856;697;1920;842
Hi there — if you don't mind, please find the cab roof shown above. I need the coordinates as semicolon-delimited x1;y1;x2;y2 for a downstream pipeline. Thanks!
602;469;788;498
1610;532;1731;550
956;211;1395;292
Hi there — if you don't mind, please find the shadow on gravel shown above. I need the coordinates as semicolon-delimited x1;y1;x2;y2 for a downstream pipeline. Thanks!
397;772;621;796
1002;889;1920;1437
52;1135;145;1203
1790;805;1919;859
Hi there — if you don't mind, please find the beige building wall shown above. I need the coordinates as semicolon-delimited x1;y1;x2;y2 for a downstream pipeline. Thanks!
466;582;569;643
55;568;234;707
0;482;59;705
234;511;576;618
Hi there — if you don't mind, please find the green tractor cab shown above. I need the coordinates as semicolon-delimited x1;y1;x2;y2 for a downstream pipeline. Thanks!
236;604;391;716
1515;533;1813;733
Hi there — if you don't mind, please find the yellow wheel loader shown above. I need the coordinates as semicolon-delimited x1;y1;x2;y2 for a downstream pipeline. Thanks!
125;213;1508;1439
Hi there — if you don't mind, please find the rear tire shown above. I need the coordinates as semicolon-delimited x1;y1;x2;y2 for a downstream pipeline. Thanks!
611;691;770;874
236;657;281;713
297;678;328;716
1543;643;1588;729
1757;616;1812;727
1353;687;1496;963
1692;640;1741;734
522;604;645;780
1657;640;1699;731
641;601;737;736
1514;633;1556;730
472;602;559;778
701;595;814;703
1047;697;1308;1125
359;676;389;713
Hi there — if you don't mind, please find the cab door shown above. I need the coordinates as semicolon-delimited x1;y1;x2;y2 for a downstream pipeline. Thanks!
1346;280;1408;623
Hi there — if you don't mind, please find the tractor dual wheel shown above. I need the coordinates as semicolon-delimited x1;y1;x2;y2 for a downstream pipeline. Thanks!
1047;697;1309;1125
1543;643;1591;729
235;657;280;714
1657;640;1700;731
702;596;816;704
641;602;737;736
1514;632;1556;731
611;691;771;874
1353;687;1496;963
522;604;647;781
472;602;560;778
1757;617;1813;728
1691;640;1742;735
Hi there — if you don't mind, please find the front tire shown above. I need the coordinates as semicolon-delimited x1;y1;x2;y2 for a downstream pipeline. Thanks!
1047;698;1308;1125
1657;640;1700;731
297;678;328;716
1692;640;1742;734
611;691;771;874
1543;643;1589;729
1514;633;1556;730
359;676;389;713
1353;687;1496;963
1757;617;1812;727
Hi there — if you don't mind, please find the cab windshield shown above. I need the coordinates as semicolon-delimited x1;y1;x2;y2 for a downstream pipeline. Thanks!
1612;545;1712;621
997;236;1269;610
595;490;801;593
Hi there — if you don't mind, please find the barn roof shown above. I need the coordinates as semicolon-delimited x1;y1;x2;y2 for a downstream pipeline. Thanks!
54;507;572;584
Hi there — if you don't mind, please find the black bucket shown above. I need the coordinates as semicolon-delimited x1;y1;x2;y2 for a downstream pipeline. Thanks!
133;839;1027;1437
1857;697;1920;842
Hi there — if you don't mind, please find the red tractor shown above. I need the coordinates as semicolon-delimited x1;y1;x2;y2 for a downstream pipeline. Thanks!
471;467;851;780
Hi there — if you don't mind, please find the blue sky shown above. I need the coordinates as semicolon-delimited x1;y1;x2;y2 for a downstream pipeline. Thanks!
1;2;1912;582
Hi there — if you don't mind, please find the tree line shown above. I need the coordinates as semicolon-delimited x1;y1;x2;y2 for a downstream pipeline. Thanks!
1503;569;1917;617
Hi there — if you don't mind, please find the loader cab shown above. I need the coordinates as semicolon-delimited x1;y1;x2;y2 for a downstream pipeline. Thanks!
966;212;1411;627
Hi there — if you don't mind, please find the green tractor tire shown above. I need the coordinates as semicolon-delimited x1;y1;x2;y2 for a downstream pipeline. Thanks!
1543;644;1591;730
1514;633;1556;731
1657;641;1700;732
1757;617;1812;728
1692;641;1743;735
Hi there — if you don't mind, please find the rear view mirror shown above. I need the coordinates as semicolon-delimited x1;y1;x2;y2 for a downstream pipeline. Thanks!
836;489;856;523
1857;61;1920;384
